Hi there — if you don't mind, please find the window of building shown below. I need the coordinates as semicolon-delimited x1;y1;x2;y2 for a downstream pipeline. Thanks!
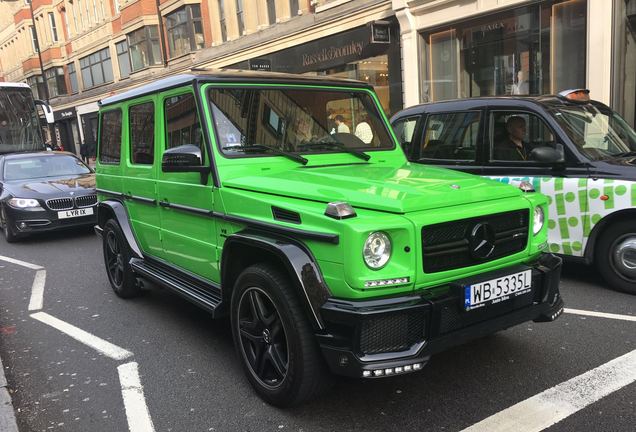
79;47;113;89
129;103;155;165
267;0;276;25
421;0;587;102
44;67;67;97
236;0;244;35
62;10;71;38
116;40;131;79
72;4;79;33
26;75;45;100
218;0;227;42
290;0;299;16
165;5;204;58
99;109;122;164
29;26;38;52
48;12;58;43
77;0;84;30
164;93;204;156
127;26;162;71
67;63;78;93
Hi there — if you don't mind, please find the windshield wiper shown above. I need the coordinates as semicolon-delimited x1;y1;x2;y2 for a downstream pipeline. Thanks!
222;144;308;165
298;140;371;161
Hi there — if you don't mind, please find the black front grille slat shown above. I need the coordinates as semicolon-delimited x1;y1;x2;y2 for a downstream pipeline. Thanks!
422;209;529;273
75;194;97;208
359;310;426;355
46;198;73;211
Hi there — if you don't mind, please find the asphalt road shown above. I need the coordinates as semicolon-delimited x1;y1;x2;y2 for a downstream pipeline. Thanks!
0;228;634;432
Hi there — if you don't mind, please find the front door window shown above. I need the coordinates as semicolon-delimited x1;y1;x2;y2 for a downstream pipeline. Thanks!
489;111;557;162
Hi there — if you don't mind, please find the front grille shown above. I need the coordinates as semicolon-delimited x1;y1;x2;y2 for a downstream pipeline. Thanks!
422;209;529;273
46;198;74;211
75;194;97;208
359;310;426;355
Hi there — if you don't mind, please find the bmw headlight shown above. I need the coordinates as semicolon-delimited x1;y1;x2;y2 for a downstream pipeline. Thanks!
363;232;392;269
533;206;545;236
8;198;42;210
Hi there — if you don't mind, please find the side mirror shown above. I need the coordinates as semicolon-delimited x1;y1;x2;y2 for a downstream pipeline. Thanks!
161;144;209;184
34;99;54;124
529;145;565;164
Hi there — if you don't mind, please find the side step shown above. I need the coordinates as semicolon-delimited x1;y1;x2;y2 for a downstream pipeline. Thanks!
129;257;224;317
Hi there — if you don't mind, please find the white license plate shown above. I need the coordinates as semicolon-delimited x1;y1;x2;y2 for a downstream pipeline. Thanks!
57;207;94;219
464;270;532;311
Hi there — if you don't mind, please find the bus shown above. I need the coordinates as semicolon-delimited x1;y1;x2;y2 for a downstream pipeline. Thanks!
0;82;53;154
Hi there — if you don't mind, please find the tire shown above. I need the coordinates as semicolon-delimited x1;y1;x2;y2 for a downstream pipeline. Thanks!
595;219;636;295
1;211;19;243
230;264;332;407
102;219;141;298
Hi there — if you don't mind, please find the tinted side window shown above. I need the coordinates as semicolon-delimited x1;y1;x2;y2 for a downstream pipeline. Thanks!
164;93;203;158
98;109;122;164
490;111;555;162
392;116;419;153
420;112;480;161
129;103;155;165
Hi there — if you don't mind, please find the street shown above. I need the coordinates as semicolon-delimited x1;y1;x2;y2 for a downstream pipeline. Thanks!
0;228;634;432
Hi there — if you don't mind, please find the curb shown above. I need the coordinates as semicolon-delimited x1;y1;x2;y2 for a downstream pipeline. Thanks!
0;354;19;432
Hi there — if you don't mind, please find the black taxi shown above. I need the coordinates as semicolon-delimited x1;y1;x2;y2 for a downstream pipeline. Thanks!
391;90;636;295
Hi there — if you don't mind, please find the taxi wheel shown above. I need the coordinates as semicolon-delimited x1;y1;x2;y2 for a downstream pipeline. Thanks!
230;263;332;407
596;220;636;295
102;219;140;298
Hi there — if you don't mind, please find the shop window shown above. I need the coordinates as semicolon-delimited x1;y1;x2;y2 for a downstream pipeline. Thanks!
419;112;480;161
489;111;555;162
48;12;58;43
99;109;122;164
421;0;587;102
129;103;155;165
79;47;113;89
164;93;204;157
127;26;161;71
165;5;204;58
67;63;78;93
44;67;67;97
116;40;131;79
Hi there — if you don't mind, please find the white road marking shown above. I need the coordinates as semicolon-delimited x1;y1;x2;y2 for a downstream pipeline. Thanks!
118;362;155;432
565;308;636;322
0;254;43;270
30;312;133;361
461;349;636;432
28;270;46;311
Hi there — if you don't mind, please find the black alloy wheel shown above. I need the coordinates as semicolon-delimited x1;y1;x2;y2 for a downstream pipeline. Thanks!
237;287;289;388
231;264;332;407
102;219;140;298
1;210;18;243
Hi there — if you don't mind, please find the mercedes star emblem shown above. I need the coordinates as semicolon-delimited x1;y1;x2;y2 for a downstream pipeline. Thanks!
468;222;496;259
450;184;461;189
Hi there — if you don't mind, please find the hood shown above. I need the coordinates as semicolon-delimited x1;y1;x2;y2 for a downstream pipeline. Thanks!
3;173;95;199
223;163;522;213
590;159;636;181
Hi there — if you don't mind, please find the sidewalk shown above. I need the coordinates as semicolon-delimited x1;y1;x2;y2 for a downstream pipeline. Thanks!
0;354;19;432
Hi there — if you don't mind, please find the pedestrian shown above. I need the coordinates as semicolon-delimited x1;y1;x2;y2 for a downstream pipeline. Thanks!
334;115;350;134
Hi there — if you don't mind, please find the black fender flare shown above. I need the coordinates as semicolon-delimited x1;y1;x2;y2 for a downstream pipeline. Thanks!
97;200;143;259
221;230;332;330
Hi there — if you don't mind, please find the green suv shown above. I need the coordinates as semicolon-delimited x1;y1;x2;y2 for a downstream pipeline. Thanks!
95;71;563;407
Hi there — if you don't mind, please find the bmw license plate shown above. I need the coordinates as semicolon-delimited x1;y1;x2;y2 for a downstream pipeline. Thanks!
464;270;532;311
58;207;94;219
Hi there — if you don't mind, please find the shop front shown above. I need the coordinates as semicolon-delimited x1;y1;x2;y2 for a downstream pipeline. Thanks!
226;19;402;115
418;0;587;102
53;107;81;155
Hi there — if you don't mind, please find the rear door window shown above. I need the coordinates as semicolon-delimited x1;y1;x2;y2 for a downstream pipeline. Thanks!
98;109;122;164
420;112;480;162
129;102;155;165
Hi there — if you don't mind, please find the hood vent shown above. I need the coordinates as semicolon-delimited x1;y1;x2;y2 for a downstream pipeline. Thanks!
272;206;301;224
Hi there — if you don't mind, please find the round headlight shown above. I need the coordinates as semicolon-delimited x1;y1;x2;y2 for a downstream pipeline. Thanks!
533;206;545;236
363;232;392;269
8;198;41;209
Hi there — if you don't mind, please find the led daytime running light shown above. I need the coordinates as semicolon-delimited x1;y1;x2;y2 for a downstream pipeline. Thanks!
364;277;410;288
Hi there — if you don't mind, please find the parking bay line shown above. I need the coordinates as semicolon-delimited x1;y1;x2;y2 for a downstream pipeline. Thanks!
118;362;155;432
460;349;636;432
30;312;133;361
564;308;636;322
27;270;46;311
0;254;43;270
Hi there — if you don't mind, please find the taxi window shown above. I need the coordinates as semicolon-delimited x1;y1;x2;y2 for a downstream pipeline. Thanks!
392;116;419;153
490;111;557;162
420;112;480;161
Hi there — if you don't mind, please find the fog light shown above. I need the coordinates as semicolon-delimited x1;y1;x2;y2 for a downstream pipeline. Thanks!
413;363;423;370
395;366;403;373
19;222;27;229
373;369;384;377
385;368;394;375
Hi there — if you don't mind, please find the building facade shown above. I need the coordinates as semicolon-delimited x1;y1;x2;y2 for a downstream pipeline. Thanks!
395;0;636;126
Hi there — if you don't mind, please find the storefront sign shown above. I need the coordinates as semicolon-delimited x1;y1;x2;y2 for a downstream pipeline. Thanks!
301;41;364;67
249;59;272;71
53;107;76;122
371;23;391;44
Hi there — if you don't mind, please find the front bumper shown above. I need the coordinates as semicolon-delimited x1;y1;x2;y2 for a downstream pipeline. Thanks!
317;253;563;378
5;205;97;235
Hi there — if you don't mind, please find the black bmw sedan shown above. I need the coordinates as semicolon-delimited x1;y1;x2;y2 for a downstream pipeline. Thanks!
0;151;96;242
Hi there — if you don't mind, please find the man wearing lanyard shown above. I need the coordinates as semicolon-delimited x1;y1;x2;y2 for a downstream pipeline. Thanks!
494;115;532;161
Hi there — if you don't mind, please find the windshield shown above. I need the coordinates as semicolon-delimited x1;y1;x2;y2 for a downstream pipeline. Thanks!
208;87;394;158
0;87;45;154
550;104;636;160
4;154;91;181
